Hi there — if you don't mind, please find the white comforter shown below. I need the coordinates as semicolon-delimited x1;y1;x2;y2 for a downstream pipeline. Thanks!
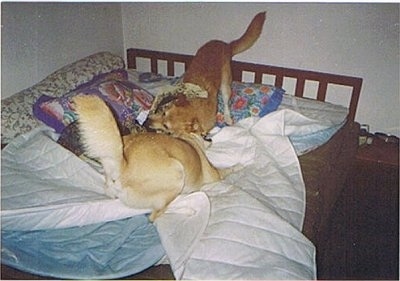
1;109;320;279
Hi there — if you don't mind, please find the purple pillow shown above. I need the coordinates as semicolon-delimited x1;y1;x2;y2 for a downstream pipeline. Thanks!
33;70;154;133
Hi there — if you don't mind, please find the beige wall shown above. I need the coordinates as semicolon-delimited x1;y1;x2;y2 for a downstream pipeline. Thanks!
121;2;399;136
1;2;124;98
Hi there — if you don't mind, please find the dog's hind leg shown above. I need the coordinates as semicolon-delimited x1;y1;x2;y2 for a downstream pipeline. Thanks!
220;60;233;125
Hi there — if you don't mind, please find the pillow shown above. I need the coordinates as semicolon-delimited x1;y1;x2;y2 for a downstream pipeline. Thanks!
33;69;154;134
216;81;285;126
2;52;125;144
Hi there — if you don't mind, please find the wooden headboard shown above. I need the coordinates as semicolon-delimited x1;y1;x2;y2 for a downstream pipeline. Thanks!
127;48;362;121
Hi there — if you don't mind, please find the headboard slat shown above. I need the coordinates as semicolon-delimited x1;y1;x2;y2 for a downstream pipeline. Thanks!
167;60;175;76
151;58;158;74
317;81;328;101
254;72;263;84
275;76;284;88
295;78;306;98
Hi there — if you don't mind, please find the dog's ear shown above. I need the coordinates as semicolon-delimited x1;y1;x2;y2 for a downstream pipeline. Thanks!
154;95;177;114
174;93;190;107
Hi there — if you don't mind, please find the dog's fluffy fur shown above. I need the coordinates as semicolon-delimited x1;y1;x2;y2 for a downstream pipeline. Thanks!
147;12;266;136
73;95;223;221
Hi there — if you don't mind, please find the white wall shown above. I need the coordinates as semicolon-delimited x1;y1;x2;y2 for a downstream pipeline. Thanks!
121;2;399;136
2;3;398;135
1;2;124;98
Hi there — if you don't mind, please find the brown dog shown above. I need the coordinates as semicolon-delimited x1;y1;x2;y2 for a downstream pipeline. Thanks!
147;12;266;136
73;95;224;221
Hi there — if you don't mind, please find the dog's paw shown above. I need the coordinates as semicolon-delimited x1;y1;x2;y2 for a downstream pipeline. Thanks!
104;180;122;199
224;115;234;126
149;209;163;222
148;205;170;222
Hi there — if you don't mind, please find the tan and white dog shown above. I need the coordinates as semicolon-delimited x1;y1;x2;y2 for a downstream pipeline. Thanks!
146;12;266;136
73;95;224;221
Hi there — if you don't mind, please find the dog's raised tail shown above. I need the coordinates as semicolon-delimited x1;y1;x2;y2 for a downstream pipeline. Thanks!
73;95;124;186
230;11;266;56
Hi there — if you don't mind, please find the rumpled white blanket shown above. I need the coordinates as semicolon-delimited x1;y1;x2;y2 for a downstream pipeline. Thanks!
155;110;318;279
1;109;324;279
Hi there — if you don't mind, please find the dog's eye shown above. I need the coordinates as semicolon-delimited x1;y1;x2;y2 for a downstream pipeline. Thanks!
163;123;169;130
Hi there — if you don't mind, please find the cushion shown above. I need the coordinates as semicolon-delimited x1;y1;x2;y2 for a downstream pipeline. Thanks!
216;81;285;126
1;52;125;144
33;69;154;135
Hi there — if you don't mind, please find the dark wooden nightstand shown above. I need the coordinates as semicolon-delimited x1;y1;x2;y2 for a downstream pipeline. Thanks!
345;138;399;279
319;136;399;280
357;138;399;166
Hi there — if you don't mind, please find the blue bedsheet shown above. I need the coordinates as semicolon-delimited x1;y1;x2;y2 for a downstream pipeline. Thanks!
1;215;165;279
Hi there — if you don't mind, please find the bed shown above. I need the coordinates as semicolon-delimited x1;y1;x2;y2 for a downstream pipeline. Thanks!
1;49;362;280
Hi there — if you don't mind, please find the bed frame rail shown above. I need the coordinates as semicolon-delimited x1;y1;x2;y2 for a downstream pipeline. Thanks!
127;48;362;121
